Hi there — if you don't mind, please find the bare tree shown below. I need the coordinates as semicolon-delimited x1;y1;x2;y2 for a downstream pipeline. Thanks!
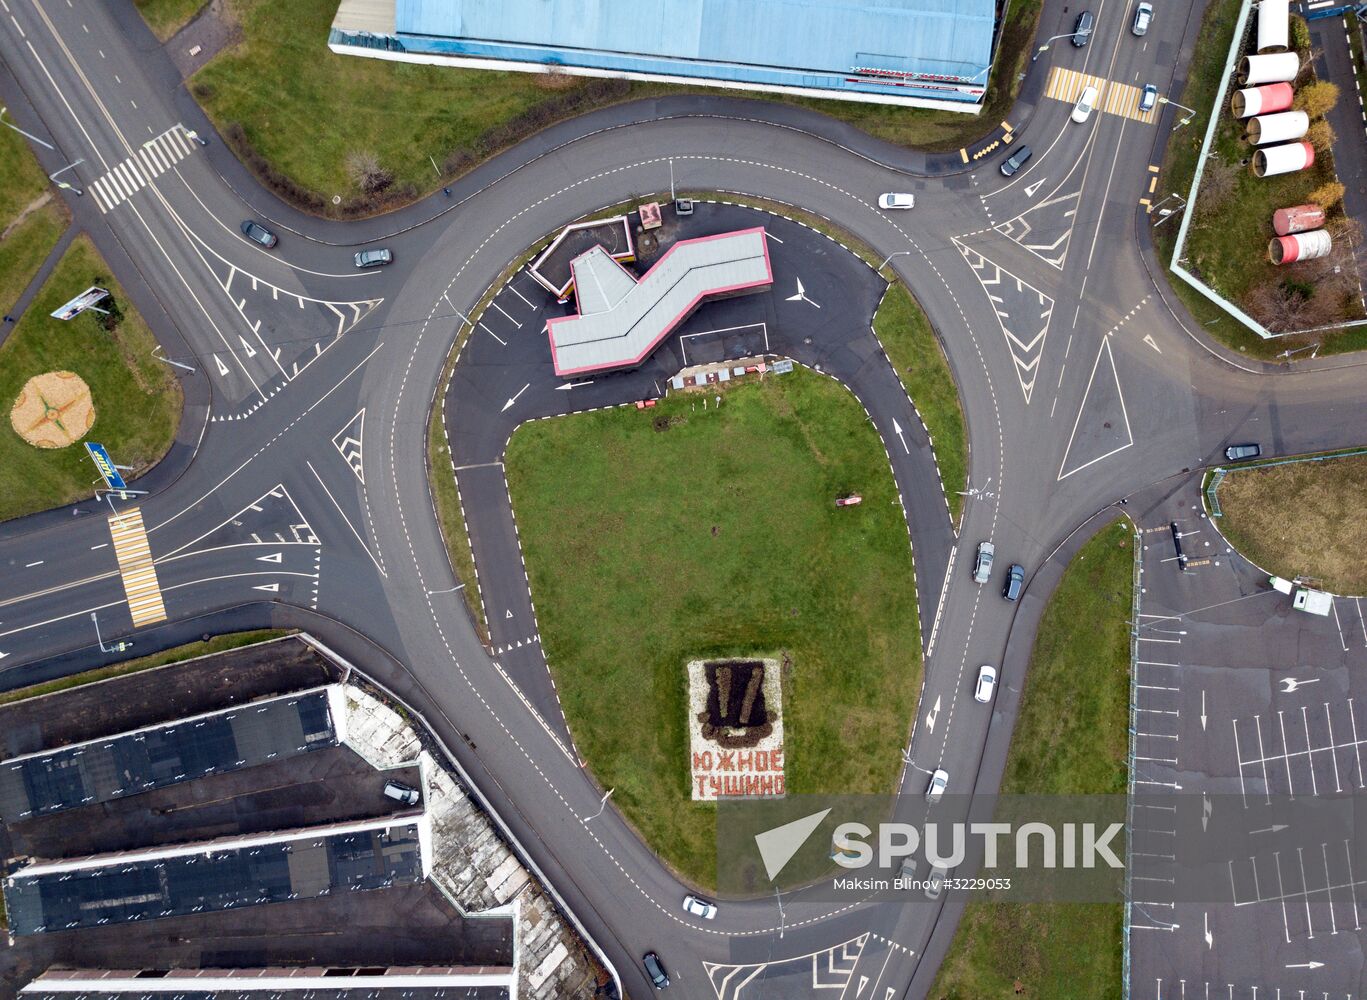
1196;156;1238;220
344;150;393;194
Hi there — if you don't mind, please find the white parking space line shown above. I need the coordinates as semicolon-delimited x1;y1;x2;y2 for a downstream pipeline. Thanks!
491;300;522;329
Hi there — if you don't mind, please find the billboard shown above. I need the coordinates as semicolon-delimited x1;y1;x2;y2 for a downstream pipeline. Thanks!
85;442;127;492
50;287;109;321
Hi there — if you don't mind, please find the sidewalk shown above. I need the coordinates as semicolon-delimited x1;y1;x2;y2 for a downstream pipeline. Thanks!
0;224;76;352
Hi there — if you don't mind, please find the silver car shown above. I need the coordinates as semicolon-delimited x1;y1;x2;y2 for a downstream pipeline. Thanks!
925;865;948;900
926;768;949;804
973;541;995;584
974;665;997;704
1132;2;1153;35
354;247;394;268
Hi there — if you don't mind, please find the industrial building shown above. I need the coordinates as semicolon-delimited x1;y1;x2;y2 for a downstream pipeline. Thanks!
545;227;773;376
4;816;429;935
22;967;514;1000
0;686;344;823
329;0;998;110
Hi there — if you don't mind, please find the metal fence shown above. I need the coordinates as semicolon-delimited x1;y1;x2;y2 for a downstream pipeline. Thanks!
1122;524;1143;1000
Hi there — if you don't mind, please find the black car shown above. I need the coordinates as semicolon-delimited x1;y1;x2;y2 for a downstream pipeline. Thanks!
1000;144;1032;177
240;219;278;248
643;952;670;989
1002;564;1025;602
1224;443;1262;462
1073;10;1095;46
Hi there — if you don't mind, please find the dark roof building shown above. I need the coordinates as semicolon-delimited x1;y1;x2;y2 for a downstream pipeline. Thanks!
4;816;428;936
22;967;512;1000
0;687;343;823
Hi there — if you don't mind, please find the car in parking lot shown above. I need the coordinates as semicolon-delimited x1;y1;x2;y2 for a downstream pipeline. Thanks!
1138;84;1158;113
643;952;670;989
1073;10;1095;46
354;247;393;268
878;192;915;210
382;781;419;805
1000;144;1032;177
974;665;997;704
1132;2;1153;35
240;219;278;248
925;865;949;900
682;894;717;919
1225;443;1262;461
1071;85;1100;124
973;540;995;583
926;768;949;804
1002;564;1025;602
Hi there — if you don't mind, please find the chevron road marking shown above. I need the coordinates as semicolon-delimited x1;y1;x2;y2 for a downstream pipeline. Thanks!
107;508;167;627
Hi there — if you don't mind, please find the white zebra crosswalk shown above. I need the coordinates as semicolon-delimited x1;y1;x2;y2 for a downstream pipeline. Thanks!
89;126;197;214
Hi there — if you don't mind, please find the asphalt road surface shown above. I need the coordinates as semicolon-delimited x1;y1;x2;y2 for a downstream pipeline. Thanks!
2;1;1367;997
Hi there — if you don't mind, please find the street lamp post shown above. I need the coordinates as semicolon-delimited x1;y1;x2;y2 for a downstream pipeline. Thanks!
1032;30;1086;62
0;106;54;150
878;250;914;272
1159;97;1197;128
584;787;615;822
1149;192;1187;226
48;159;84;198
90;612;132;654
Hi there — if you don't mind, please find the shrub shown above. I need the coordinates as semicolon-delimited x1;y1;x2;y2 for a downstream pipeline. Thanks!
1306;119;1336;152
1308;180;1345;210
1196;157;1238;219
343;151;393;194
1290;15;1312;52
1294;80;1340;119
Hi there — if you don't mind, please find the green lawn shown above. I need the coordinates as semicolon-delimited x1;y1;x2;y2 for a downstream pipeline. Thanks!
0;235;182;522
0;123;68;320
504;367;921;886
931;519;1133;999
134;0;206;40
874;282;968;526
1155;0;1367;357
1216;451;1367;595
188;0;1041;215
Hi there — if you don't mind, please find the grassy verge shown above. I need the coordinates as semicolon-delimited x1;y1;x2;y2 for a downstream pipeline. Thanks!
0;235;183;522
0;122;68;318
1215;451;1367;594
874;283;968;526
931;520;1133;999
134;0;206;40
190;0;1041;216
505;366;920;886
0;630;289;706
1154;1;1366;357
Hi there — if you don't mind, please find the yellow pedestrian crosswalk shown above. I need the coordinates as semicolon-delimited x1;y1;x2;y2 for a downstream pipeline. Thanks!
1044;66;1160;125
108;508;167;627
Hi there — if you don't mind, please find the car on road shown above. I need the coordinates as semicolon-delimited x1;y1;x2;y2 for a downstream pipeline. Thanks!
973;540;995;583
1002;564;1025;602
354;247;393;268
682;894;717;919
1138;84;1159;113
925;865;949;900
240;219;278;248
1000;145;1032;177
1072;85;1100;124
900;855;919;881
1073;10;1095;46
974;665;997;704
878;192;916;210
1132;2;1153;35
1225;443;1262;462
643;952;670;989
926;768;949;804
383;781;419;805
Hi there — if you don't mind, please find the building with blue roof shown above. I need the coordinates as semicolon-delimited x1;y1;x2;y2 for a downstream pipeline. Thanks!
330;0;999;110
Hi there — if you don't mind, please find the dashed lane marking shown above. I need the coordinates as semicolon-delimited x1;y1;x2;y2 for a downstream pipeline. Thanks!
107;507;166;626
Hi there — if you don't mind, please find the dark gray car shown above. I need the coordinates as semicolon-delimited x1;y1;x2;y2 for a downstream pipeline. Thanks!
643;952;670;988
1073;10;1095;45
240;220;278;248
1000;145;1032;177
354;247;393;268
1002;564;1025;602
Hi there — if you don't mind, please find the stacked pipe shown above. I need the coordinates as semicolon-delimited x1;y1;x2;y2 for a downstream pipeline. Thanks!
1257;0;1290;53
1252;141;1314;177
1231;82;1294;118
1268;230;1331;264
1272;204;1325;235
1245;110;1308;145
1237;52;1299;86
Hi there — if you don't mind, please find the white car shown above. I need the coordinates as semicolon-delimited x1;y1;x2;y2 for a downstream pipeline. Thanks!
975;665;997;704
926;768;949;804
1072;85;1100;124
878;192;915;210
925;865;949;900
682;894;718;919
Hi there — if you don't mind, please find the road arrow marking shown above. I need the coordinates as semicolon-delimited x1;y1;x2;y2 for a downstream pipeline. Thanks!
1251;824;1289;835
856;975;868;997
556;380;594;390
502;383;530;412
1201;690;1207;731
1144;334;1162;353
926;695;942;733
214;355;230;376
253;583;279;592
1286;961;1324;970
1204;911;1213;949
1202;792;1212;832
238;336;257;358
754;808;830;880
257;553;282;563
1024;177;1046;198
505;609;514;619
891;418;909;454
0;652;8;661
1281;677;1320;693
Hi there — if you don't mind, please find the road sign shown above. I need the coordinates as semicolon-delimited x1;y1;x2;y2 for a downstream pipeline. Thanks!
85;442;127;492
50;286;109;321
